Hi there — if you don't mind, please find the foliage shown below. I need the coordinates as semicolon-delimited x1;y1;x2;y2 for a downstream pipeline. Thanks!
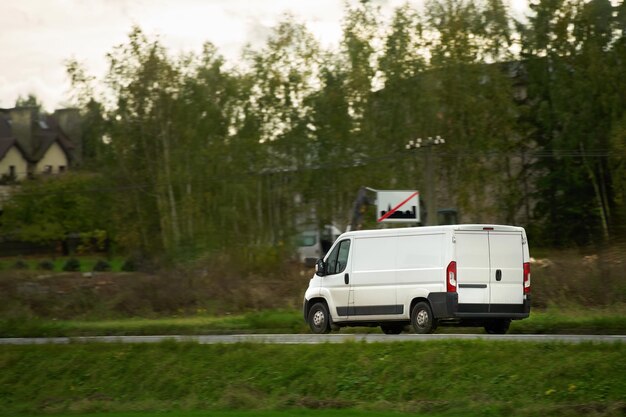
62;1;626;260
121;258;137;272
0;173;114;246
37;260;54;271
1;341;624;415
14;93;42;111
92;259;111;272
520;0;626;245
11;260;27;270
0;412;485;417
62;258;81;272
0;256;125;273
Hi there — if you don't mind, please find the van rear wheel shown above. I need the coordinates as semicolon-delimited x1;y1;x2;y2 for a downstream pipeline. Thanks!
484;319;511;334
381;324;404;335
308;302;331;334
411;302;437;334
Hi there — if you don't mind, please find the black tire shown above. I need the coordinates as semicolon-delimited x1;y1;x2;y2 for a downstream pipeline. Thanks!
411;302;437;334
307;302;331;334
484;319;511;334
381;324;404;335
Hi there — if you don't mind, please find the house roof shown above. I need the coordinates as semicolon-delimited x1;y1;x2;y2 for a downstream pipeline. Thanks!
44;115;75;150
0;136;27;161
0;112;12;138
31;129;74;162
0;110;75;163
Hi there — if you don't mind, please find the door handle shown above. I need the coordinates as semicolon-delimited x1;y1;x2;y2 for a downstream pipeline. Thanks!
344;273;349;285
495;269;502;281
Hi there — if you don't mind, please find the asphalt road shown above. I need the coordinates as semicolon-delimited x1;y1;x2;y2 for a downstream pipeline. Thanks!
1;333;625;345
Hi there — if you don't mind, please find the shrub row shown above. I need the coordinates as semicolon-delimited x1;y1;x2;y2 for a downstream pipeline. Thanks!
0;258;137;272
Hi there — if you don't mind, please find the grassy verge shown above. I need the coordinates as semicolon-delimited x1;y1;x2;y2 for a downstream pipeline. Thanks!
0;310;307;337
1;307;625;338
1;341;625;416
4;411;485;417
510;305;626;335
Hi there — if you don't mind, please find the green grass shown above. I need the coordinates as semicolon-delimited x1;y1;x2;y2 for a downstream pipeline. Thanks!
0;310;308;337
0;256;125;273
2;307;626;338
5;411;483;417
1;341;625;416
2;412;485;417
510;305;626;335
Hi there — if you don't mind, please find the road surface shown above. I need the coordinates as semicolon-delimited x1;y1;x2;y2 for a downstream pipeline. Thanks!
1;333;625;345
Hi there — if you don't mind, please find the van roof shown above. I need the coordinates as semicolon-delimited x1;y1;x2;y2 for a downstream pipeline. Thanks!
340;224;525;239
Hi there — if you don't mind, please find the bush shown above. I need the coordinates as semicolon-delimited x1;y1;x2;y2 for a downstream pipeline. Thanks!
92;260;111;272
12;260;28;270
62;258;81;272
121;259;137;272
38;260;54;271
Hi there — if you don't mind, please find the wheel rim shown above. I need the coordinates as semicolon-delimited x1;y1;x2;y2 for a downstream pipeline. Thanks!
416;309;429;327
313;310;325;327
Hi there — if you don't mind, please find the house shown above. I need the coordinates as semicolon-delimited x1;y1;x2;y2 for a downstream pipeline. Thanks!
0;107;81;182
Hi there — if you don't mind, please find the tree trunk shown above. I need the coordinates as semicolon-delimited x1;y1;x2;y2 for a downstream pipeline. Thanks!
580;142;610;241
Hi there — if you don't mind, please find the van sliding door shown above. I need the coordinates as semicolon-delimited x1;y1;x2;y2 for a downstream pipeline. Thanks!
347;236;400;318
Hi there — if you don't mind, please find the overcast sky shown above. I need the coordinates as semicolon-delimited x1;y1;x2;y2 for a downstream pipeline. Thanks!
0;0;530;112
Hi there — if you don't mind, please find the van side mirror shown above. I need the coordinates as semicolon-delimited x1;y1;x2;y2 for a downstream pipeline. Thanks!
315;259;326;276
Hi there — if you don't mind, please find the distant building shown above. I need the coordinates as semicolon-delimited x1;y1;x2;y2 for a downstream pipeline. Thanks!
0;106;81;182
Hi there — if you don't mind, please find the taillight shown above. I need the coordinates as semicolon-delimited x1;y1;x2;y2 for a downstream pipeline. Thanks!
446;261;457;292
523;262;531;294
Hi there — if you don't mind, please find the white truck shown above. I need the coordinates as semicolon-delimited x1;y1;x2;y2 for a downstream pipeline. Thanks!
303;224;531;334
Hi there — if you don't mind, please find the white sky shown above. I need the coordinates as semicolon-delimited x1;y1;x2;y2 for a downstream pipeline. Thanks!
0;0;530;112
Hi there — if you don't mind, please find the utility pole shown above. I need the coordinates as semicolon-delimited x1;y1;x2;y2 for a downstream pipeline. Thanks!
406;135;445;226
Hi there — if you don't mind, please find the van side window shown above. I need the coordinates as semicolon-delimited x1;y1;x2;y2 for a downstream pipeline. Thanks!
326;239;351;275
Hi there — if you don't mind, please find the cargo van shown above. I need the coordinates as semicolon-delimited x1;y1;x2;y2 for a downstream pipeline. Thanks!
303;224;531;334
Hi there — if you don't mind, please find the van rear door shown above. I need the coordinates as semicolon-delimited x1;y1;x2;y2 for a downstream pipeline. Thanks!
455;228;524;312
455;232;490;308
488;232;524;307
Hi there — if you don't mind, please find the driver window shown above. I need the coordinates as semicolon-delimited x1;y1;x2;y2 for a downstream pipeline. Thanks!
326;239;351;275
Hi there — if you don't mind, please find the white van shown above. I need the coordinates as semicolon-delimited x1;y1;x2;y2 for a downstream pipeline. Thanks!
303;224;531;334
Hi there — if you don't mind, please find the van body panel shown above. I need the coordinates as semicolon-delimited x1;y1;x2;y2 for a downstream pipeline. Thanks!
396;233;446;292
349;235;397;317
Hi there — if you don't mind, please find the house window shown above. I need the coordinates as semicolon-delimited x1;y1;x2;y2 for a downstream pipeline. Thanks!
43;165;53;174
9;165;15;178
58;165;66;173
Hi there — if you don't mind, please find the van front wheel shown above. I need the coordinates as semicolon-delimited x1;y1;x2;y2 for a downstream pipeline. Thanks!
308;302;331;334
411;302;437;334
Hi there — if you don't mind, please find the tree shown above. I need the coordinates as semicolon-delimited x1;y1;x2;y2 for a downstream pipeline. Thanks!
0;173;113;248
242;16;323;242
521;0;626;245
15;93;42;111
